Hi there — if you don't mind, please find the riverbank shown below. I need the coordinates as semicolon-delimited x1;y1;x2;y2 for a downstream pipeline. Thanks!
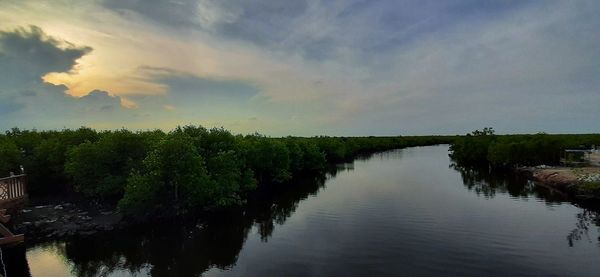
11;145;597;243
519;166;600;200
12;200;122;243
12;145;600;277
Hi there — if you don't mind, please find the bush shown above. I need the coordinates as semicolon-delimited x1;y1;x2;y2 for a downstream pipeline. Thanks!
119;133;213;214
578;182;600;198
449;129;496;165
0;125;453;216
451;129;600;168
65;130;160;199
238;136;291;183
0;137;20;175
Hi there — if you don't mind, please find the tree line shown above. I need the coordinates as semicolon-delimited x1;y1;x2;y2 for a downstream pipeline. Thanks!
450;128;600;168
0;126;451;216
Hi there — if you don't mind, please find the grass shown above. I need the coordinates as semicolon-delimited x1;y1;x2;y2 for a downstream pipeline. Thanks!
577;182;600;198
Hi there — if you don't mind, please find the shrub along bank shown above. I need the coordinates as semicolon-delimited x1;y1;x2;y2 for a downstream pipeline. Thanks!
450;128;600;168
0;126;452;216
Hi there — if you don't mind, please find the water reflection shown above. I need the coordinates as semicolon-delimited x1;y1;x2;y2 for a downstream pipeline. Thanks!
450;163;566;203
567;209;600;247
249;169;335;242
59;216;248;276
451;162;600;248
6;147;600;276
1;246;30;277
9;165;350;277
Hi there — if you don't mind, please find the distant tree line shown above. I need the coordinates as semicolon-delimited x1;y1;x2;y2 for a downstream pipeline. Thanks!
450;128;600;168
0;126;451;216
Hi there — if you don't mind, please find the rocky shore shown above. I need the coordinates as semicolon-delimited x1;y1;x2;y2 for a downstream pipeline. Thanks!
11;201;124;243
9;165;599;243
519;166;600;200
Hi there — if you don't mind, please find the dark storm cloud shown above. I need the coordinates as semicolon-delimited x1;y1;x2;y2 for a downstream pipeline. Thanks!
0;26;130;129
210;0;309;45
128;66;260;120
102;0;313;52
100;0;530;60
78;90;123;112
102;0;310;49
0;25;91;87
3;1;600;134
138;66;258;100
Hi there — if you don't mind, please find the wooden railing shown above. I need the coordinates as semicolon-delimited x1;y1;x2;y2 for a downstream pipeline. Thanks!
0;174;27;204
0;174;26;246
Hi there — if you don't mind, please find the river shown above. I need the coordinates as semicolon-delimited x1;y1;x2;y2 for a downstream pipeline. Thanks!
9;145;600;276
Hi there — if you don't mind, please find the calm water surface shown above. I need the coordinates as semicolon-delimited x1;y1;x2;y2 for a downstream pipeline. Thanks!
12;145;600;276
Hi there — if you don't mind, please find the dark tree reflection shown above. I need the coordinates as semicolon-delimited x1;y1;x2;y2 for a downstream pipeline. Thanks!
451;161;600;247
1;246;31;277
248;171;330;241
450;163;566;204
567;209;600;247
14;166;346;277
52;213;252;277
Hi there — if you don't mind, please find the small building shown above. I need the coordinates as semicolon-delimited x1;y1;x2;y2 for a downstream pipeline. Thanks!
561;149;592;166
590;146;600;166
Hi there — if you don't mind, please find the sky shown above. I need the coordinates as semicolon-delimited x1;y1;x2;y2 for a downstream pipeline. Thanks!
0;0;598;136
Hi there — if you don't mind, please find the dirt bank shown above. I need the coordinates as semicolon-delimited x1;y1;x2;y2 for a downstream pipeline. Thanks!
520;166;600;200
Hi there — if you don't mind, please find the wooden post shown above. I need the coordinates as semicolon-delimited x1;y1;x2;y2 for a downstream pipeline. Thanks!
8;178;12;199
22;175;27;199
0;222;24;246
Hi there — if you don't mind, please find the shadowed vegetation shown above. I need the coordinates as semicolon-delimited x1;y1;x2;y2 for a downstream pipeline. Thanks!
0;126;451;216
450;128;600;168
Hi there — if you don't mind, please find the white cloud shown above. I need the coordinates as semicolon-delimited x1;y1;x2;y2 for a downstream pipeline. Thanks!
0;0;598;135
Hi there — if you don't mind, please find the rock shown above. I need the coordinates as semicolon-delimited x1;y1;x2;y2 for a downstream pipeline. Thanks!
19;201;123;242
79;216;92;221
80;230;97;236
578;173;600;182
575;194;595;200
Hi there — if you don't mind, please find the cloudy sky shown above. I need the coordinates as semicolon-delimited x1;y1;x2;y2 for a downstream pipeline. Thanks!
0;0;598;135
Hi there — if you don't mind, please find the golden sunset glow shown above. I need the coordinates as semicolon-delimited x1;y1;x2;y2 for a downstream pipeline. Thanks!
1;0;599;135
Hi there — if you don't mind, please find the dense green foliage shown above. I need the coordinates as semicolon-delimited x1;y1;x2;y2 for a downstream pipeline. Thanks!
65;130;161;199
450;128;600;168
3;128;99;193
0;137;20;175
0;126;451;215
578;182;600;198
